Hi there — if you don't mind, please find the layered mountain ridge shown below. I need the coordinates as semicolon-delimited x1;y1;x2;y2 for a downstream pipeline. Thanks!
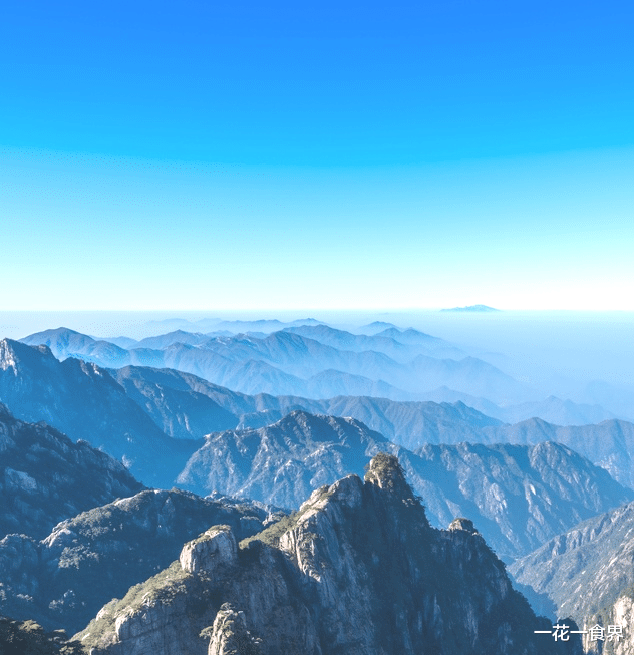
178;410;634;559
19;325;625;426
19;326;535;405
2;315;631;653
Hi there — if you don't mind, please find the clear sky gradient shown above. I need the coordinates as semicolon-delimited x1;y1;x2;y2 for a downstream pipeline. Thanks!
2;0;633;310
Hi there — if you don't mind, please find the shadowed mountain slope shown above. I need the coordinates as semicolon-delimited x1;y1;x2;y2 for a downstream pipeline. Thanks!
0;617;84;655
510;501;634;625
0;339;200;488
0;403;144;540
407;441;634;560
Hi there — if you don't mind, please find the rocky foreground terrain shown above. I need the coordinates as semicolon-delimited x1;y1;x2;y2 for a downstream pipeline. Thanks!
77;454;581;655
0;488;273;636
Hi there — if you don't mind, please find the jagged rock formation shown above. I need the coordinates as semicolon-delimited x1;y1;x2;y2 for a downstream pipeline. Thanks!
205;603;262;655
177;410;634;559
0;489;273;635
77;454;580;655
0;403;144;539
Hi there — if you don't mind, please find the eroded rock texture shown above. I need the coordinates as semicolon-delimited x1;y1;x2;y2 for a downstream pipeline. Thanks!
78;454;580;655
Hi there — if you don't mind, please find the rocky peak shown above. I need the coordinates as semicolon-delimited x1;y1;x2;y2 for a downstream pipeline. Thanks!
180;525;238;575
448;517;480;535
204;603;262;655
364;451;416;499
0;337;54;370
79;455;578;655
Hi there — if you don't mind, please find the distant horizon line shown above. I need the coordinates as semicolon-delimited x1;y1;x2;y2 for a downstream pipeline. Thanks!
3;308;634;314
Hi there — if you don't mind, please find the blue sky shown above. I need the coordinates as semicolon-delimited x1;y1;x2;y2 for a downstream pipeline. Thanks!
2;0;633;310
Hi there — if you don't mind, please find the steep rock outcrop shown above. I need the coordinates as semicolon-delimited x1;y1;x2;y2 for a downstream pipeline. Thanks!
205;603;262;655
78;454;580;655
0;489;272;635
581;594;634;654
180;526;238;575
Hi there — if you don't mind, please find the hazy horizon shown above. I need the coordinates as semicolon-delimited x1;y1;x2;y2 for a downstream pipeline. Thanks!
3;310;634;405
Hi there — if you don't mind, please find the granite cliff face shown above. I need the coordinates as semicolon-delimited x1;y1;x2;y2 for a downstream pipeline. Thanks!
582;595;634;654
78;454;580;655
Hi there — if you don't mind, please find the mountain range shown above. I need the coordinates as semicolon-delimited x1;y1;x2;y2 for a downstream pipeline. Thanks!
0;339;200;488
177;410;634;559
5;337;634;494
21;324;626;426
3;319;629;653
20;325;536;405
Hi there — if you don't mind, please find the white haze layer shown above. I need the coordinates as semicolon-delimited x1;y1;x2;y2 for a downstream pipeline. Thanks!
1;309;632;419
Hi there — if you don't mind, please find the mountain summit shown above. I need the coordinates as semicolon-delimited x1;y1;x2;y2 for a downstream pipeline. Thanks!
78;454;579;654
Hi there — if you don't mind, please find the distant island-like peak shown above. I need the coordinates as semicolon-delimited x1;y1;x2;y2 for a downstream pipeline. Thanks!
440;304;501;312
